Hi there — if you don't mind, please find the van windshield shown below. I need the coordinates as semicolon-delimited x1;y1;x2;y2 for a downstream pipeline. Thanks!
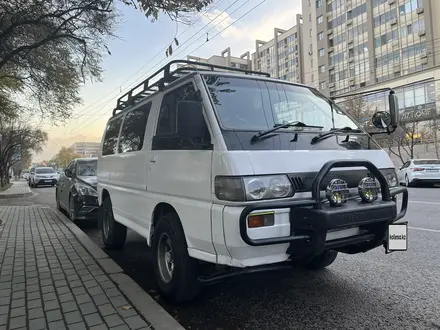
203;75;361;132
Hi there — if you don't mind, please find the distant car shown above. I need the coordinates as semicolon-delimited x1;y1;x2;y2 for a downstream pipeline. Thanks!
28;167;35;184
22;170;30;180
55;158;98;224
29;167;58;187
398;158;440;187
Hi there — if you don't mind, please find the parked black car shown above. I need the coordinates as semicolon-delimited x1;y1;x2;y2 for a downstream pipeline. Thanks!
55;157;99;224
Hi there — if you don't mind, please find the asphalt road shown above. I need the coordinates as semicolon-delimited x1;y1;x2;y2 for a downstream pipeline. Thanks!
2;183;440;330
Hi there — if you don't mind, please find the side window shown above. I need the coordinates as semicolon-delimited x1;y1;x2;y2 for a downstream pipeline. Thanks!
102;117;123;156
153;83;211;150
118;102;152;153
70;161;77;176
156;83;199;136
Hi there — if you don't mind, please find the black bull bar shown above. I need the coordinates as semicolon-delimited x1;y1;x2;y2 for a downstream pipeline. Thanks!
239;160;408;256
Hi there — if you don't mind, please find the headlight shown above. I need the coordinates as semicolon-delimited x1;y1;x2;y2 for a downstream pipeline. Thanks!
75;184;98;197
358;177;380;203
326;179;349;206
215;175;294;201
379;168;398;187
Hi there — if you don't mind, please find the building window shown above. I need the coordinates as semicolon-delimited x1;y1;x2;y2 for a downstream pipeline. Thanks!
309;13;311;22
317;15;323;24
319;82;326;90
311;59;314;68
319;65;326;73
316;0;323;8
318;32;323;40
319;48;325;57
310;29;312;37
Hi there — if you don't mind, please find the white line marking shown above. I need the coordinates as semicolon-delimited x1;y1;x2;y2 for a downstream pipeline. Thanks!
409;226;440;233
409;200;440;205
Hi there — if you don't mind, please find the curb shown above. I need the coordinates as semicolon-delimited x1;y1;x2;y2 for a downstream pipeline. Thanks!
53;208;186;330
0;181;32;199
0;192;33;199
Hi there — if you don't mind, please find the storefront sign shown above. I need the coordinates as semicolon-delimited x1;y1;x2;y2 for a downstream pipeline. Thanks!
399;102;438;123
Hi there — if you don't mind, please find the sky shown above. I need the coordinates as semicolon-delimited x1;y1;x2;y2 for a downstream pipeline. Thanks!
35;0;302;161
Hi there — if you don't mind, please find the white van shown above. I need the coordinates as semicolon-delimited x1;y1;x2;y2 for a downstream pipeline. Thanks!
97;60;409;303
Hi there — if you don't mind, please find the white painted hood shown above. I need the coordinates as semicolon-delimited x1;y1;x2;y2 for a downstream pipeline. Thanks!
215;149;395;176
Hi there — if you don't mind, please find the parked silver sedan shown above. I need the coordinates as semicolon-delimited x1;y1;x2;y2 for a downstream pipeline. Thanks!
397;158;440;187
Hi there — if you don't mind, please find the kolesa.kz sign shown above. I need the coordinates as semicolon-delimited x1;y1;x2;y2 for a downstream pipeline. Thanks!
387;224;408;252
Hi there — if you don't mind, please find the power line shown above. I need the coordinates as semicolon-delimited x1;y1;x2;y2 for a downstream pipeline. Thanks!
66;0;245;137
67;0;259;137
63;17;440;138
67;0;230;122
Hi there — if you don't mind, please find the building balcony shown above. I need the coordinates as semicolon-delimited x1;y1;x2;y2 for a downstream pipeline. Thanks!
417;7;424;14
418;29;426;37
388;0;396;5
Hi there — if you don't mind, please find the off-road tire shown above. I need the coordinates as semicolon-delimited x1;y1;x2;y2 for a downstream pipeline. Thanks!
303;250;338;270
152;212;200;303
100;196;127;250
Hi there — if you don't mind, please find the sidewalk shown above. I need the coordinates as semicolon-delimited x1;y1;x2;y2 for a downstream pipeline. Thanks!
0;181;31;198
0;206;184;330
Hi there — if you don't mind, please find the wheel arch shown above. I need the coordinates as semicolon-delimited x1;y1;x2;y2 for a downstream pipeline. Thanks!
149;202;188;247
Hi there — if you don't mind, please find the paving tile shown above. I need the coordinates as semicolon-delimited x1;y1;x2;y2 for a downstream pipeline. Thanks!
123;316;148;330
29;317;47;330
0;206;154;330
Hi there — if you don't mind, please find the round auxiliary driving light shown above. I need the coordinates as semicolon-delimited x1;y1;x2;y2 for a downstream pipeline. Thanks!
326;179;349;207
358;177;380;203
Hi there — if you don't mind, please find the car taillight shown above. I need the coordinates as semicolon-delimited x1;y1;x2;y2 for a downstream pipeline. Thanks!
413;167;424;171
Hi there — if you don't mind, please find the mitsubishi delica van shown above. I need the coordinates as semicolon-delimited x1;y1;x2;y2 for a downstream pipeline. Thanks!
97;60;409;303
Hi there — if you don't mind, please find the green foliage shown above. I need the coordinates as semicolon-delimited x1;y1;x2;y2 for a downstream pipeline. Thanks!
50;147;82;168
0;114;48;187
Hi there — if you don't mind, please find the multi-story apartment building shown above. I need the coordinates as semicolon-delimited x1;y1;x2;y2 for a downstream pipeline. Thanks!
71;142;100;157
302;0;440;134
180;47;252;71
251;14;305;83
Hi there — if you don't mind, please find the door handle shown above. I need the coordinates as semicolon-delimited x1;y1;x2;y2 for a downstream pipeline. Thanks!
149;156;156;163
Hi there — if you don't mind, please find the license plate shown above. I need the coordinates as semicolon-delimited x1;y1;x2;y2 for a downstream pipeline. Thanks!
45;180;52;182
387;224;408;252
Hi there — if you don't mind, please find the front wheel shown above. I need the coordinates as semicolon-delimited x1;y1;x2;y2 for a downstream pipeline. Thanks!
152;212;200;303
100;196;127;250
302;250;338;270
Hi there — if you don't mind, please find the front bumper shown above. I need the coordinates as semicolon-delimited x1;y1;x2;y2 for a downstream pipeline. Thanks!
35;178;57;185
239;159;408;258
73;195;99;220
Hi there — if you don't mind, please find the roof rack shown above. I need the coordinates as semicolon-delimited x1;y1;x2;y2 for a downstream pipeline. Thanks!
112;60;270;116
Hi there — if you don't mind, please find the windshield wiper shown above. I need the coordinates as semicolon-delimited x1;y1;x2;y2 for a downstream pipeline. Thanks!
251;121;324;142
310;126;364;145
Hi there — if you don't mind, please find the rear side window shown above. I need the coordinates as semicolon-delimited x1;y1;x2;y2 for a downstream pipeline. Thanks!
118;102;152;153
102;117;123;155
